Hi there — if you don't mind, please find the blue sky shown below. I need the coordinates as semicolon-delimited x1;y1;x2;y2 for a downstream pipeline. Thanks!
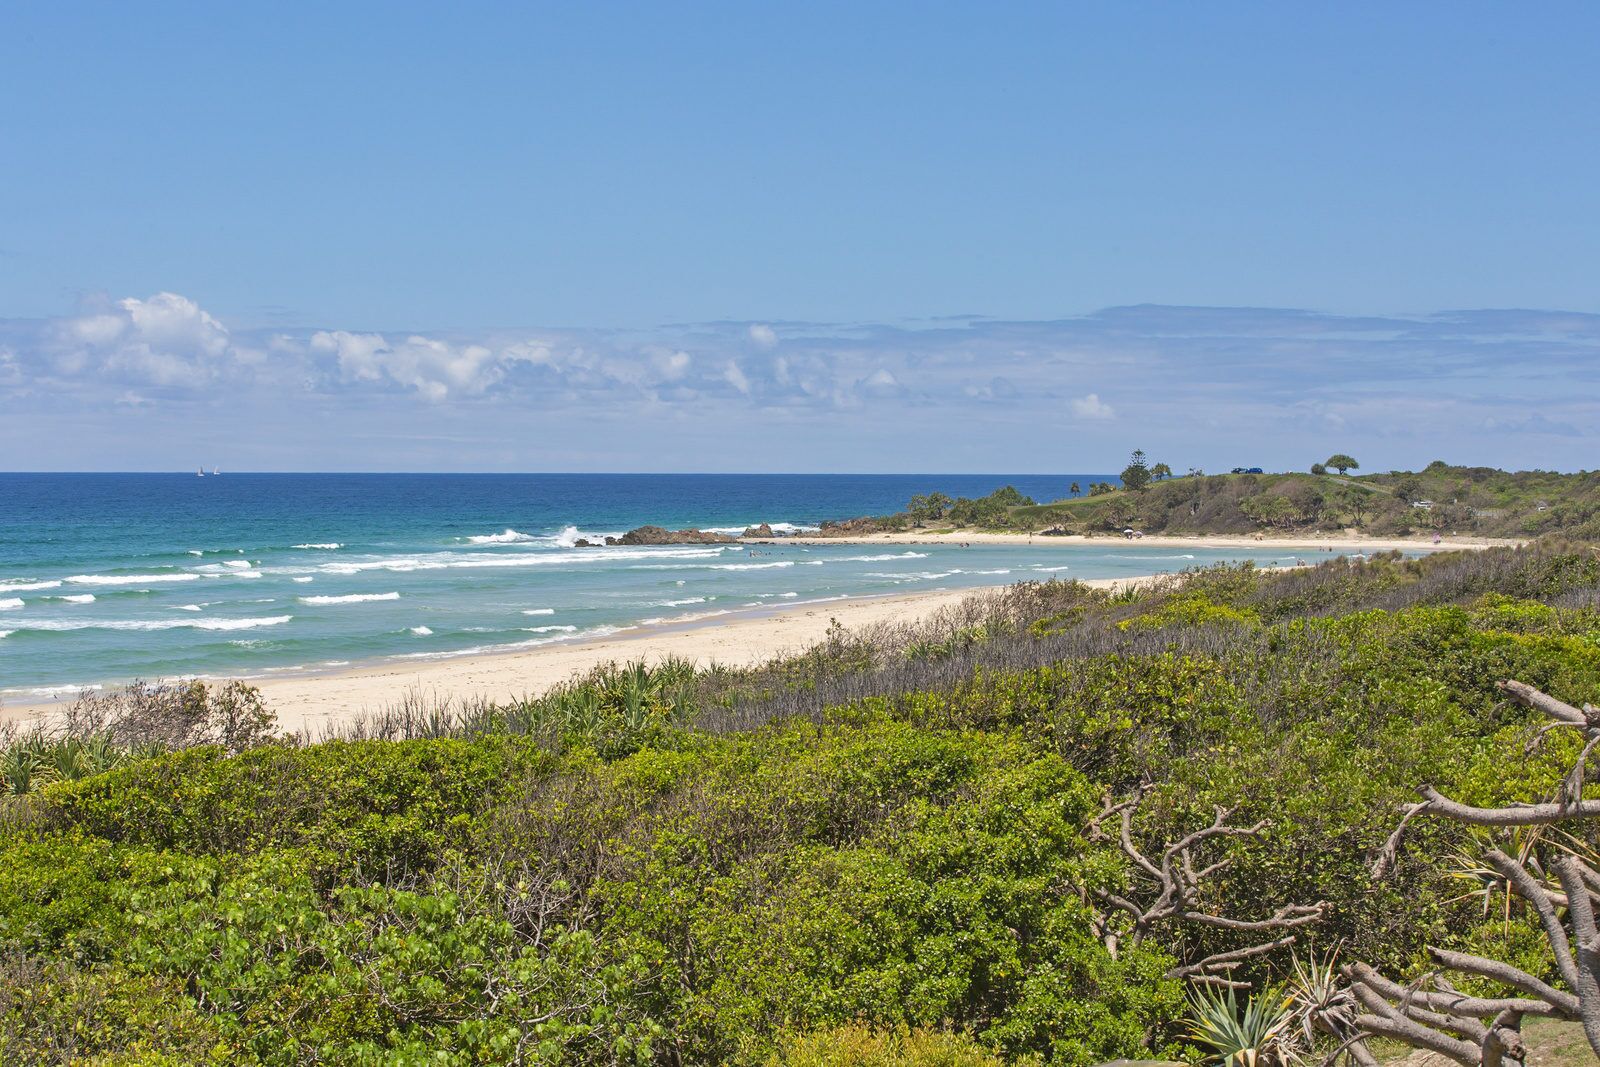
1;3;1596;471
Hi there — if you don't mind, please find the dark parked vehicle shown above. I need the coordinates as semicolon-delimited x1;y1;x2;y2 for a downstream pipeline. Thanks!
1229;466;1265;474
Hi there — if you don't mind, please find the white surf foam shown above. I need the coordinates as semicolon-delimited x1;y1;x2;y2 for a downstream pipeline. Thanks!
389;624;632;662
651;596;708;607
318;545;730;576
0;579;61;593
0;598;22;610
522;624;578;633
45;594;97;604
467;528;536;544
292;576;314;583
11;615;292;633
293;543;343;550
549;525;623;547
68;573;199;586
520;608;555;616
639;609;732;626
299;592;400;605
866;570;962;582
702;521;822;535
0;683;103;698
409;626;433;636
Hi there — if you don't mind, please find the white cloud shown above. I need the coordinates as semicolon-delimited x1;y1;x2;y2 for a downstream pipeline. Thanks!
1071;393;1115;420
312;330;510;401
48;292;238;387
5;296;1598;472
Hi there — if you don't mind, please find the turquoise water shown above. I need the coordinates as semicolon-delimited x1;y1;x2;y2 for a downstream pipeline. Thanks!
0;473;1323;697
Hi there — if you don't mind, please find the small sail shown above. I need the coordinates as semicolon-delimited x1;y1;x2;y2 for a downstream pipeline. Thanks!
197;468;205;477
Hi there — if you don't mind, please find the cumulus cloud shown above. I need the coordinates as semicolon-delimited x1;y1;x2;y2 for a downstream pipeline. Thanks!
45;292;240;387
1071;393;1115;420
1;294;1596;470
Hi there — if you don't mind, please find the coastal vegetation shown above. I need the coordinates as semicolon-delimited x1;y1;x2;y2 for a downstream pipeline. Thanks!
3;542;1600;1062
817;461;1600;540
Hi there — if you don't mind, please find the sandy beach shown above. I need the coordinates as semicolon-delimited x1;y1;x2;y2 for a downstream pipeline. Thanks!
3;533;1507;736
3;578;1151;735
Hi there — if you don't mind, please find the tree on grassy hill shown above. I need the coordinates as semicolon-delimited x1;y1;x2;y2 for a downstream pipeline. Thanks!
1326;454;1359;475
1100;495;1139;529
1151;462;1173;481
1122;450;1153;493
1070;482;1082;497
1240;495;1305;529
1089;482;1116;496
1310;462;1327;475
1338;486;1370;526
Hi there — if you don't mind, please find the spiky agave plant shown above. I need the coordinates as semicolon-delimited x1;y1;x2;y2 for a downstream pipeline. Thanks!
1287;947;1363;1060
1187;984;1300;1067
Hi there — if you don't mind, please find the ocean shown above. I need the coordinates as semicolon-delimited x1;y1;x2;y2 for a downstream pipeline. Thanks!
0;473;1316;698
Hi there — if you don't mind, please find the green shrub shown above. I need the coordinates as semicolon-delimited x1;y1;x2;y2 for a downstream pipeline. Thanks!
769;1024;1020;1066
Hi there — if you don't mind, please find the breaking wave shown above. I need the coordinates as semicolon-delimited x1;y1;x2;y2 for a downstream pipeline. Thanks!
7;615;293;633
299;592;401;605
466;529;536;545
0;579;61;593
67;573;199;586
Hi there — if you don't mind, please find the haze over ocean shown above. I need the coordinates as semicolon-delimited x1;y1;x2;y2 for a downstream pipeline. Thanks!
0;472;1318;696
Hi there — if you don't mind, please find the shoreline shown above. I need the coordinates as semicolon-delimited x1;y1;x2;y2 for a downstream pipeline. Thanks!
4;576;1158;736
751;531;1516;552
3;533;1503;735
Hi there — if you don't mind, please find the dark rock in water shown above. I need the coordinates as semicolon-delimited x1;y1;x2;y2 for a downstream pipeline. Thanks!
573;538;597;547
611;525;738;545
742;523;775;538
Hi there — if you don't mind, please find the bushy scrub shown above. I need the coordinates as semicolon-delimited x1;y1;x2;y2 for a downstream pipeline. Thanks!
3;545;1600;1063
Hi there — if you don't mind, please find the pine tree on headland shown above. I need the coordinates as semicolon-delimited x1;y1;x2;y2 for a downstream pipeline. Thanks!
1120;449;1152;493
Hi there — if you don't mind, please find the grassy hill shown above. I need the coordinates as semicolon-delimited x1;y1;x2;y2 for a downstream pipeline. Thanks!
826;463;1600;539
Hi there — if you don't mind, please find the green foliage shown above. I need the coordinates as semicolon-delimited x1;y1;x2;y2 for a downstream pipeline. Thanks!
1120;450;1152;493
1000;461;1600;537
7;546;1600;1063
1326;454;1358;475
1186;985;1297;1067
769;1024;1019;1067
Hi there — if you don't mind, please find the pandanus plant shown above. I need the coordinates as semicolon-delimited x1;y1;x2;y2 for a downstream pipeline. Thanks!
1186;985;1300;1067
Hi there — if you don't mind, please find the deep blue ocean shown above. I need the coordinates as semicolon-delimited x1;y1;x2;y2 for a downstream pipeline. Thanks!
0;473;1312;697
